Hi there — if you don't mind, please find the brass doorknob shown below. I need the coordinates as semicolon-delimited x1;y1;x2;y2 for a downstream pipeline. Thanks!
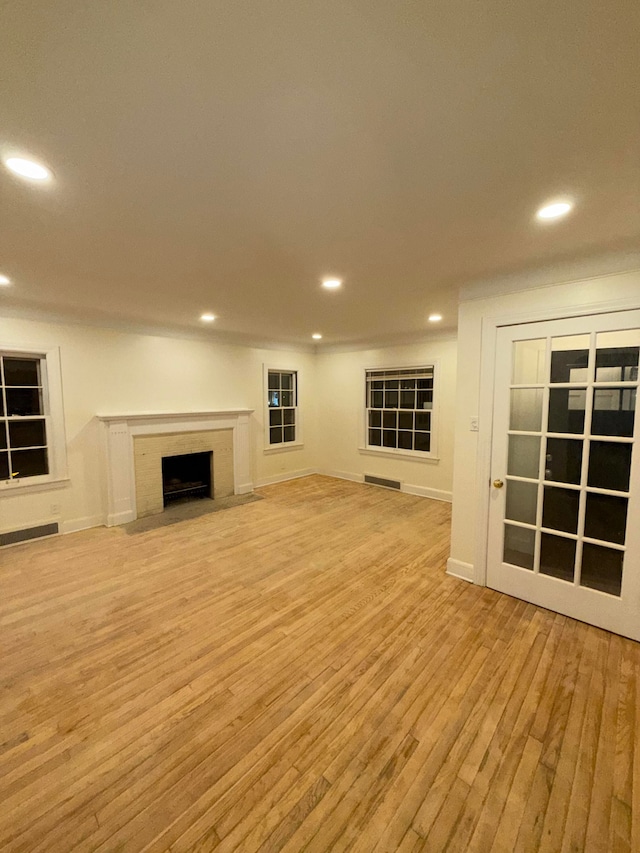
493;479;504;489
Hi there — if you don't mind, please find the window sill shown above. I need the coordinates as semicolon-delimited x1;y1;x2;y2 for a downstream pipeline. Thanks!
263;442;304;454
0;476;70;496
358;446;439;464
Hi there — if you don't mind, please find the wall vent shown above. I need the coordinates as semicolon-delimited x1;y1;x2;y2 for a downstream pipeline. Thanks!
364;475;401;491
0;523;59;547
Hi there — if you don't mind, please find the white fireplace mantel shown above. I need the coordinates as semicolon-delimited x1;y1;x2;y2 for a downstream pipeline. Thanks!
98;410;253;526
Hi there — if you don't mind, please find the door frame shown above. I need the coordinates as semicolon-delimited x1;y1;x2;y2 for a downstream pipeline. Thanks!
474;293;640;588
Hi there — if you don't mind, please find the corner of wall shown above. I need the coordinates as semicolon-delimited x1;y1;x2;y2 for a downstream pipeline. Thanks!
446;557;474;583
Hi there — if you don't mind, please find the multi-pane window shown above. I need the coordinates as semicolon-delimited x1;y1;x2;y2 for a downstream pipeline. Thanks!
366;366;434;454
0;354;49;480
267;370;298;445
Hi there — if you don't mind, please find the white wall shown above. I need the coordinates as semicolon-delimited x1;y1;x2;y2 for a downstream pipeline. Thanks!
449;267;640;580
0;316;317;534
315;337;457;500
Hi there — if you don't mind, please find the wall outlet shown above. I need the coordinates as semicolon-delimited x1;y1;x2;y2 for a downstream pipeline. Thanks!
470;417;479;432
50;503;61;515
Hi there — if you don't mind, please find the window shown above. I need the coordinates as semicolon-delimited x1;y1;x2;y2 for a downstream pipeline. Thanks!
366;366;434;455
0;347;67;488
266;369;299;446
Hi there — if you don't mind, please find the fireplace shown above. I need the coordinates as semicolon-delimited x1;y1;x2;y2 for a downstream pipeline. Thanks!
98;410;253;525
161;451;212;506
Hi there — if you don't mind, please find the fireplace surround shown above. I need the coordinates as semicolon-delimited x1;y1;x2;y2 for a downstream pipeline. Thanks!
98;410;253;525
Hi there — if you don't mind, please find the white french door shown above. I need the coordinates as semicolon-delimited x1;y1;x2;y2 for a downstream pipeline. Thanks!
487;310;640;641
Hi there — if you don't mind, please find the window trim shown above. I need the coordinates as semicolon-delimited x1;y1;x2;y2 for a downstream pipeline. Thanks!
0;345;68;492
262;364;303;452
361;360;440;461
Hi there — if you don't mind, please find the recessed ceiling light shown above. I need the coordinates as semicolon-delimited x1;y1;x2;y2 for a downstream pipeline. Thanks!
0;274;11;286
4;157;52;182
321;278;342;289
312;333;323;340
200;313;216;322
428;314;442;322
536;200;573;221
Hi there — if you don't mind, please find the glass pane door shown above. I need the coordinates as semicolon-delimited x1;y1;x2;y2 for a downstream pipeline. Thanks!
488;312;640;641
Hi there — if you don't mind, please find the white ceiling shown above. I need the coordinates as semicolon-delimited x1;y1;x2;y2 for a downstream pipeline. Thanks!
1;0;639;347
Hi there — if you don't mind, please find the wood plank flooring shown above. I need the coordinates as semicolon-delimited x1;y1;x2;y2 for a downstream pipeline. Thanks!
0;474;638;852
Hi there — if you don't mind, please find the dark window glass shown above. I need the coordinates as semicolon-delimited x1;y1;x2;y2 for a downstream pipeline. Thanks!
268;391;279;408
397;431;413;450
398;411;413;430
415;412;431;431
8;419;47;449
268;372;279;390
283;426;295;442
0;394;4;416
383;430;397;448
269;409;283;427
414;432;431;453
281;373;293;390
542;486;580;534
369;429;382;446
280;390;293;407
550;349;589;383
366;367;433;454
0;423;6;451
595;346;639;382
584;493;628;545
545;438;583;485
540;534;575;582
588;441;632;492
400;390;416;409
283;408;295;426
4;357;41;386
0;451;8;479
6;388;43;416
503;524;535;570
11;448;49;478
580;543;623;596
269;427;282;444
383;411;397;429
417;390;433;410
591;388;636;437
548;388;586;434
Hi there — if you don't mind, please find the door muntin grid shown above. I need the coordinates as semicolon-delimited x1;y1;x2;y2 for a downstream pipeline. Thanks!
502;330;638;597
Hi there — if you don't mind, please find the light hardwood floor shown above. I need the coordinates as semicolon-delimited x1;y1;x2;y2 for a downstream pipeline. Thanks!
1;474;638;852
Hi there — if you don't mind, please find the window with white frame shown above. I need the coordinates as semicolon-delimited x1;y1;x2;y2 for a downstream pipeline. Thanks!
266;369;298;446
365;366;434;454
0;347;67;486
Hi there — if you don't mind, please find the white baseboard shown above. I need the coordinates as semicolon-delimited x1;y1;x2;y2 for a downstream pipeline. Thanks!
255;468;317;487
106;510;136;527
446;558;475;583
320;469;364;484
61;514;105;535
402;483;452;502
235;482;254;495
320;469;451;503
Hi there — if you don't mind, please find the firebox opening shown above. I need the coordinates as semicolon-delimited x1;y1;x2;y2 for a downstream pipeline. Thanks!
161;451;213;507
